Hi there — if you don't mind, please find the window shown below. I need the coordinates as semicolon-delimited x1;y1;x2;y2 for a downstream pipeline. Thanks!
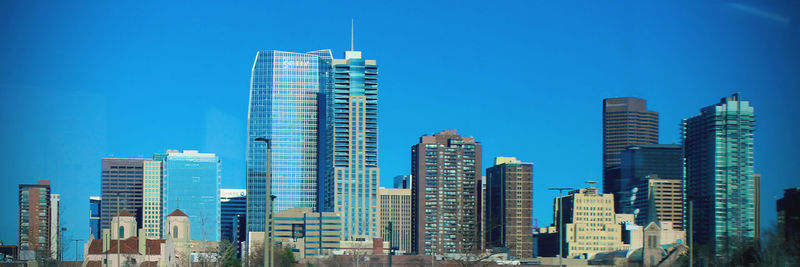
119;226;124;238
173;226;179;238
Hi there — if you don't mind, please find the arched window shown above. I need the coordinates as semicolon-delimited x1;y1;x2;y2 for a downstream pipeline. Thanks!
173;226;179;238
119;226;124;239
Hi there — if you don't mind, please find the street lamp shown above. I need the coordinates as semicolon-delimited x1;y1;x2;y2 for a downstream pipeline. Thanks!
548;187;574;267
254;137;274;267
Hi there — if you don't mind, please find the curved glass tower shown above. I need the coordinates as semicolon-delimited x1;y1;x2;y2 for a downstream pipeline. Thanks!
246;49;333;232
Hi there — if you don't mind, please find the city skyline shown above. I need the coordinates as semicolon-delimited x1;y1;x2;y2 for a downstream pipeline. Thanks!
1;1;799;261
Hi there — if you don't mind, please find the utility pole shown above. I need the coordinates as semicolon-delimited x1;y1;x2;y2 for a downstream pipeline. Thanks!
116;194;119;267
72;239;83;263
548;187;574;267
387;221;393;267
255;137;273;267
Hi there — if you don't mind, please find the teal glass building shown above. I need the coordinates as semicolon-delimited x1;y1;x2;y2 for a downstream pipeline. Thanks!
683;93;756;256
246;50;333;232
321;50;380;239
161;150;221;241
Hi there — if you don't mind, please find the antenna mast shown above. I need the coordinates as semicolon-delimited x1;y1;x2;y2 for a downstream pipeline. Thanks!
350;19;354;51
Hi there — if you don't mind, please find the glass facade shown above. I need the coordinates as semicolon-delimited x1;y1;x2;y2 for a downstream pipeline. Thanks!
324;51;379;239
246;49;333;232
89;196;101;239
618;144;683;215
161;150;221;241
220;189;247;243
683;93;755;256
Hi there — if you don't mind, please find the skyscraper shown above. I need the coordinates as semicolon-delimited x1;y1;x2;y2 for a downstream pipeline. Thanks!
393;175;411;189
18;180;52;258
777;187;800;246
221;189;247;243
161;150;221;241
411;130;482;255
379;188;412;255
246;49;333;232
89;196;101;239
618;144;684;228
101;158;146;232
142;159;162;238
49;194;60;260
602;97;659;212
322;50;380;239
486;157;534;258
683;93;756;256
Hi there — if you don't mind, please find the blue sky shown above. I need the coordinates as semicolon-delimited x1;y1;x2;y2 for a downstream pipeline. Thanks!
1;0;798;260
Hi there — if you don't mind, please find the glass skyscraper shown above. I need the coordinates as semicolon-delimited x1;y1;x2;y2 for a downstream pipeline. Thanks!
322;50;379;239
161;150;221;241
220;189;247;243
246;49;333;232
89;196;101;239
683;93;756;256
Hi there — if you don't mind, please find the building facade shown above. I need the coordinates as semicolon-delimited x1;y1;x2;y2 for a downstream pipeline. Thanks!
618;144;684;229
246;49;333;232
273;207;342;258
142;160;162;238
602;97;659;212
485;157;534;258
777;187;800;246
221;189;247;244
90;196;102;239
411;130;482;255
18;180;52;259
548;187;625;259
49;194;60;260
379;188;412;255
631;179;683;230
393;175;411;189
683;93;756;256
161;150;221;241
321;50;380;240
101;158;146;232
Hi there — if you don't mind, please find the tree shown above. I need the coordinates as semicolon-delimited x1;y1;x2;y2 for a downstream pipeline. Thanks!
219;240;242;267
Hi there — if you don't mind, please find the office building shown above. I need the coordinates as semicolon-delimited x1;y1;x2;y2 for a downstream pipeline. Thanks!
89;196;101;239
321;49;380;240
379;188;412;255
411;130;482;255
18;180;53;258
272;207;342;258
49;194;60;260
101;158;146;232
618;144;684;229
631;179;683;230
161;150;221;241
394;175;411;189
486;157;534;258
221;189;247;244
538;187;625;259
754;173;760;242
142;160;162;238
602;97;659;212
777;187;800;245
246;49;333;232
683;93;756;256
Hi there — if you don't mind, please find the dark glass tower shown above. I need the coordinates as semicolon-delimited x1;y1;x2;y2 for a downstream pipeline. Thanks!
618;144;684;229
100;158;145;231
602;97;658;212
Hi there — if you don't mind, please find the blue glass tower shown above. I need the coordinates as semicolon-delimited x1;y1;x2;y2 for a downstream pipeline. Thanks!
220;189;247;243
161;150;221;241
246;50;333;232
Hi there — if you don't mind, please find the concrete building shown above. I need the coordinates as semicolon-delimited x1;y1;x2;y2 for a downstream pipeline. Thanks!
50;194;60;260
89;196;101;239
161;150;221;241
683;93;757;256
142;160;162;238
378;188;412;255
393;175;411;189
485;157;534;258
602;97;659;212
322;50;380;240
251;207;342;258
101;158;146;232
220;189;246;244
631;179;684;230
18;180;53;260
411;130;482;255
246;49;333;232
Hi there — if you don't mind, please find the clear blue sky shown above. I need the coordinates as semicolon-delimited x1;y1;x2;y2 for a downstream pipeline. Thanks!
1;0;798;260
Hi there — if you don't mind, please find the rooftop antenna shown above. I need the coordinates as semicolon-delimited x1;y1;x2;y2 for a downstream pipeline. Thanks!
350;19;354;51
585;180;597;188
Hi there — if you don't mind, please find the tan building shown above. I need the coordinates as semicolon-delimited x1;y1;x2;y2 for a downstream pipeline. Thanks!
142;160;162;238
546;187;626;259
632;179;683;230
485;157;533;259
378;188;412;255
268;207;342;258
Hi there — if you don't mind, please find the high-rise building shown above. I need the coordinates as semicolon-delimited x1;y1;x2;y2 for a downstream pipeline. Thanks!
486;157;534;258
602;97;659;212
754;173;761;243
321;50;380;239
777;187;800;245
89;196;101;239
411;130;482;255
221;189;247;243
618;144;684;228
49;194;60;260
101;158;146;232
142;160;162;238
379;188;412;255
18;180;52;258
246;49;333;232
273;207;342;258
393;175;411;189
161;150;221;241
683;93;756;255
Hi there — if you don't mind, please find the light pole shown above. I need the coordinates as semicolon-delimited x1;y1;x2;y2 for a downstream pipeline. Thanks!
254;137;273;267
72;239;83;262
548;187;574;267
